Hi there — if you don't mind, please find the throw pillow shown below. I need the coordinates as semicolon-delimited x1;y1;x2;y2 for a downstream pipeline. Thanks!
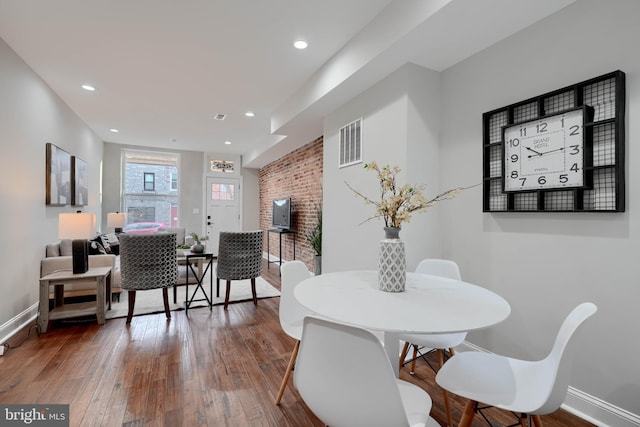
104;233;120;255
88;238;107;255
97;234;112;254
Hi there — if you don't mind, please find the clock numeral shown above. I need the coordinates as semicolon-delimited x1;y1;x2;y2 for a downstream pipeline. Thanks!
510;154;518;163
569;125;580;136
508;138;520;147
511;170;518;179
536;122;547;133
559;174;568;183
538;176;546;185
569;144;580;155
570;163;579;172
519;177;527;187
520;128;527;137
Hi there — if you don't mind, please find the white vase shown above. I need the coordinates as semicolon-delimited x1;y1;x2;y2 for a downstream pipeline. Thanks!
378;227;406;292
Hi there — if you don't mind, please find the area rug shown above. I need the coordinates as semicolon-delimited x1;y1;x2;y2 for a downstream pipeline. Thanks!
106;275;280;319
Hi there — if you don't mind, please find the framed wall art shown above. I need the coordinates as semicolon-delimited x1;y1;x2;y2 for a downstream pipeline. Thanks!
45;143;72;206
71;156;88;206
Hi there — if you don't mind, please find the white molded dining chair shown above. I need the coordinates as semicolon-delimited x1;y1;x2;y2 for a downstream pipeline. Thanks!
436;302;597;427
294;315;435;427
398;258;466;426
274;260;312;404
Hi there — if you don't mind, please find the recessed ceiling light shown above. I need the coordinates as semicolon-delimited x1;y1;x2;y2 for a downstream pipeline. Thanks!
294;40;308;49
81;84;96;91
109;128;119;133
224;141;231;145
245;111;255;117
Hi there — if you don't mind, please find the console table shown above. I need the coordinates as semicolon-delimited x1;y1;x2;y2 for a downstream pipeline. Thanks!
38;267;112;333
267;228;296;275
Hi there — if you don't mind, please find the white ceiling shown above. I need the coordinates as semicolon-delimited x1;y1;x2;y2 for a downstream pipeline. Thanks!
0;0;573;168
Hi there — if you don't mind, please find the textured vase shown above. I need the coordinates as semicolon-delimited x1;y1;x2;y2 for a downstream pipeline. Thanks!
378;227;406;292
191;243;205;253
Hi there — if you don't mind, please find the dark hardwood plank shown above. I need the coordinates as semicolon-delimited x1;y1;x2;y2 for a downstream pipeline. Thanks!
0;260;594;427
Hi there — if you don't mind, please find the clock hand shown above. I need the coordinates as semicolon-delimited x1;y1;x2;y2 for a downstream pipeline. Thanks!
539;147;565;156
524;146;543;156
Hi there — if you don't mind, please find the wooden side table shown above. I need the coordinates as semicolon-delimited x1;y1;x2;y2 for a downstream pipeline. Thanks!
38;267;112;333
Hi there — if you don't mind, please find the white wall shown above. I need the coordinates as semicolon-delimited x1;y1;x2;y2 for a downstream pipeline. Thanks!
439;0;640;419
324;64;443;272
323;0;640;423
241;166;260;231
0;37;103;337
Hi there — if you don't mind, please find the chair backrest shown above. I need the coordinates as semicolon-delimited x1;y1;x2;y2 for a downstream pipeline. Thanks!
535;302;597;414
119;233;178;290
216;231;263;280
415;259;461;280
294;316;412;427
279;261;313;335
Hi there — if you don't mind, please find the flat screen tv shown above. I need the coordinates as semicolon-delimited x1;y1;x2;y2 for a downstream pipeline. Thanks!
272;197;292;230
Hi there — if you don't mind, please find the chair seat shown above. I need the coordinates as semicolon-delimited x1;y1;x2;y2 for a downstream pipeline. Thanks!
399;332;466;350
396;379;432;427
282;319;304;341
436;351;552;414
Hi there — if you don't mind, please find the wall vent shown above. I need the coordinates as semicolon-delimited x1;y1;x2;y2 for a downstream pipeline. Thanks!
214;113;227;120
339;118;362;168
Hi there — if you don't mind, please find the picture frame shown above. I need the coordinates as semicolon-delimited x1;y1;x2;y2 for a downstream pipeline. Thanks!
71;156;88;206
45;143;72;206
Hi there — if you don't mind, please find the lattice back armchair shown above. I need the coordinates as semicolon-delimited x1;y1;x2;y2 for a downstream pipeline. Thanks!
216;231;263;310
119;233;178;324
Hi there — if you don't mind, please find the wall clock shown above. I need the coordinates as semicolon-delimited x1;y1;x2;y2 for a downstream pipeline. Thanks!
503;107;590;193
482;70;625;213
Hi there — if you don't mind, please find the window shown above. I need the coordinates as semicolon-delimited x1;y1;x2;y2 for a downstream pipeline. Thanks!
209;159;235;173
170;172;178;191
339;118;362;167
144;173;155;191
211;183;235;200
122;149;180;227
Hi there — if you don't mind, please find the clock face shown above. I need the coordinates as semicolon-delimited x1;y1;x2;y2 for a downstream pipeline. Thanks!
503;108;586;192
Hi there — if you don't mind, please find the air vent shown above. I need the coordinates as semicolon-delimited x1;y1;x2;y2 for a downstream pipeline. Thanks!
339;118;362;168
214;113;227;121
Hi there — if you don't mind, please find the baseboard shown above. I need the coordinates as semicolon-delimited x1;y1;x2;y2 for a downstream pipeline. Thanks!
0;302;38;345
458;342;640;427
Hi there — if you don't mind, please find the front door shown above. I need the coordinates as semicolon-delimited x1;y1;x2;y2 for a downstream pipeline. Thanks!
205;177;240;256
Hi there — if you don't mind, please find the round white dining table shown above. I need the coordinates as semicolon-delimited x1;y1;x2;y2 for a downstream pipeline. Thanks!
294;270;511;377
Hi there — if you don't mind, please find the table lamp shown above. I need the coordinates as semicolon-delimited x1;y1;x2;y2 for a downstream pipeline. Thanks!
59;211;96;274
107;212;127;233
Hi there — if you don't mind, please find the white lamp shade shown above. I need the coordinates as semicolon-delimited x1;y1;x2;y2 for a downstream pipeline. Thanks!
58;212;96;240
107;212;127;228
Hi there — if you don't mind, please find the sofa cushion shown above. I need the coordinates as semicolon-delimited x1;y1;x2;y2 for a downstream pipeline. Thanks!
45;243;60;257
60;239;73;256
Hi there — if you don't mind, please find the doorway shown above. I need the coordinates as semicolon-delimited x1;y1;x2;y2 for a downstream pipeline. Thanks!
205;176;240;256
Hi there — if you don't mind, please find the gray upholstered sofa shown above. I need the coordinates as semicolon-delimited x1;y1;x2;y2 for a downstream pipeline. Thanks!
41;227;199;301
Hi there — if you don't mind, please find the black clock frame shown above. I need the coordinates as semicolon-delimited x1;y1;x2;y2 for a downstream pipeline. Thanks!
482;70;625;212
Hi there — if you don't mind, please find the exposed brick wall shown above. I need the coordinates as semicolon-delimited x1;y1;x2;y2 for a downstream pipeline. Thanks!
259;137;323;272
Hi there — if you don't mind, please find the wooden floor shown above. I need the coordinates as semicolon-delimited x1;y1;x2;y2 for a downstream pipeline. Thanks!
0;260;595;427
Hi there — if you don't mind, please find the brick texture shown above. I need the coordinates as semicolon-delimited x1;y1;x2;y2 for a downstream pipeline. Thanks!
259;137;323;272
